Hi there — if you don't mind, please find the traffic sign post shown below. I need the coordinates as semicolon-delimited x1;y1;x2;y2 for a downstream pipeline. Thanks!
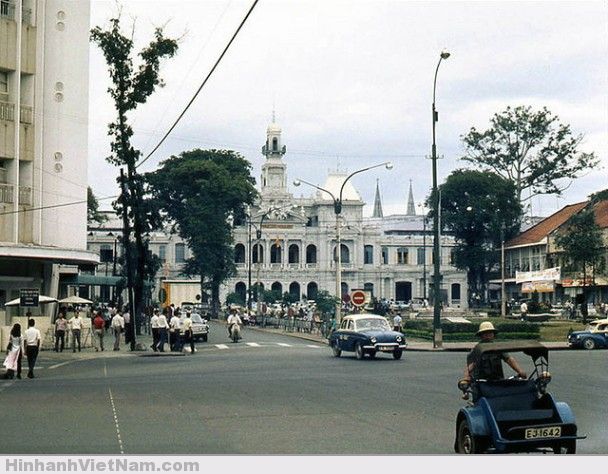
351;290;367;307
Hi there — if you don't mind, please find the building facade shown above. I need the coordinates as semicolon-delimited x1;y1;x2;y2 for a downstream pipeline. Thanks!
0;1;97;324
223;120;469;309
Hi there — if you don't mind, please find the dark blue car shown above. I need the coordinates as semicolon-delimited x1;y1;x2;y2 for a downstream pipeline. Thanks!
328;314;407;360
568;319;608;350
455;341;585;454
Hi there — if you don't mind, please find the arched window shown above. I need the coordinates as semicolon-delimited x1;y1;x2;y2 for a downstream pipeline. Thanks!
288;244;300;264
272;137;278;151
306;244;317;264
234;244;245;264
307;282;318;299
253;243;264;264
364;282;374;296
333;244;350;264
235;282;247;304
271;244;282;263
289;282;300;300
271;281;282;294
451;283;461;300
341;282;349;298
364;245;373;264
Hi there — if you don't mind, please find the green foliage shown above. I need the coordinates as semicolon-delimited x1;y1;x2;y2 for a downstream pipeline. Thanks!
147;149;258;316
554;207;605;274
461;105;598;204
90;15;179;333
87;186;107;226
260;289;282;304
312;290;340;316
226;292;245;307
430;169;521;297
282;292;299;305
402;320;540;341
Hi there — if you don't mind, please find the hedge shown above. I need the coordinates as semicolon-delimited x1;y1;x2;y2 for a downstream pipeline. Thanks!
402;320;540;342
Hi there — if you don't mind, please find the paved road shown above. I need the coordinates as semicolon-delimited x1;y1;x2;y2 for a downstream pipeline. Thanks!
0;321;604;454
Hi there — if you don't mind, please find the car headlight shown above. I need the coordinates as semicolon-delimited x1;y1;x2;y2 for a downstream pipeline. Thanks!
370;337;377;343
396;335;402;342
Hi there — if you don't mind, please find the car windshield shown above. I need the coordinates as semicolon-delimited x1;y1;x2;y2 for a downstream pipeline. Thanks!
191;314;204;323
355;318;390;331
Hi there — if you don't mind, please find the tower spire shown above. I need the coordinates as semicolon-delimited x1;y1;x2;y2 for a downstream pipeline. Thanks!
406;180;416;216
372;179;384;218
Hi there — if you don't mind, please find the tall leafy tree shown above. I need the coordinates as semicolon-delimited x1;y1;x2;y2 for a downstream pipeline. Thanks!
147;149;258;317
91;17;178;346
554;206;605;322
461;105;598;205
87;186;108;226
431;169;522;301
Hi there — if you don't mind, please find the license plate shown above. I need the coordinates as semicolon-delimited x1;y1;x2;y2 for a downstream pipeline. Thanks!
525;426;561;439
378;346;393;352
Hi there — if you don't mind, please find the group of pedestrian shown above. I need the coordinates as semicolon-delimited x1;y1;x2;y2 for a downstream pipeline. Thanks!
149;306;195;353
3;318;41;379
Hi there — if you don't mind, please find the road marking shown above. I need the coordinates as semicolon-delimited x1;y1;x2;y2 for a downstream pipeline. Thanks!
277;343;292;347
108;389;125;454
216;344;229;350
306;345;322;349
246;342;261;347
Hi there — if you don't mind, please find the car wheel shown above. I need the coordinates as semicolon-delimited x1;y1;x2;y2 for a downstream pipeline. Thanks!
553;440;576;454
582;338;595;350
393;349;403;360
331;340;341;357
355;342;365;360
457;420;486;454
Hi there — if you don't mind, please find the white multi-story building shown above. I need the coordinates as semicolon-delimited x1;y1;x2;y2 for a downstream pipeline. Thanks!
223;119;469;309
0;1;97;324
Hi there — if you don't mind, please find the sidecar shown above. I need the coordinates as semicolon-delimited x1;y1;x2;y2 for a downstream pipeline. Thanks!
454;341;585;454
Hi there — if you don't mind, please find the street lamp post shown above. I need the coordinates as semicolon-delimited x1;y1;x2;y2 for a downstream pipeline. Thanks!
294;162;392;325
431;50;450;348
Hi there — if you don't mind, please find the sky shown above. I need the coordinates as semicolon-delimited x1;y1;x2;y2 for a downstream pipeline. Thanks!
88;0;608;218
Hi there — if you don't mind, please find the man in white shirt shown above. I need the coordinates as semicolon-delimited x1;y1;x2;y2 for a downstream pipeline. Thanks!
24;318;41;379
71;310;83;352
169;311;182;351
227;310;243;341
112;311;125;351
157;311;169;352
150;309;160;352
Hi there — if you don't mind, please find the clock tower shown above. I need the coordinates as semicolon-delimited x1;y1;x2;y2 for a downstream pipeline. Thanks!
261;114;288;197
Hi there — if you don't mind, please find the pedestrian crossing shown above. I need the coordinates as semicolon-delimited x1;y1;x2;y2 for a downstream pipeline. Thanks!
211;341;324;350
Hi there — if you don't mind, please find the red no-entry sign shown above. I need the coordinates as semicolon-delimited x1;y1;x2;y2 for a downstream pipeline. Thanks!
351;290;366;307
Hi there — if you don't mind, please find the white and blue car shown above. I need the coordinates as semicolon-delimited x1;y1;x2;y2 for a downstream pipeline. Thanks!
568;318;608;350
329;314;407;360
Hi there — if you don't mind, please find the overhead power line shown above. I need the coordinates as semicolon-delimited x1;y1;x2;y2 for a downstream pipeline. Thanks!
136;0;261;169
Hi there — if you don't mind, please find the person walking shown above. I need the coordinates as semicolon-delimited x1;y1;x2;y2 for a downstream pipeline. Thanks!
169;310;181;351
150;309;160;352
93;311;106;352
23;319;41;379
3;323;23;379
71;310;83;352
182;311;195;354
393;313;403;333
111;310;125;351
157;310;169;352
54;312;68;352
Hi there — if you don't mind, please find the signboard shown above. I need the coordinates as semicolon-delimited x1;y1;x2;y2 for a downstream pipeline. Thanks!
516;267;560;284
351;290;367;307
19;288;40;307
522;281;555;293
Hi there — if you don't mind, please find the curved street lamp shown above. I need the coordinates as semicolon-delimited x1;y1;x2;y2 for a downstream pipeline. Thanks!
431;49;450;348
294;161;393;324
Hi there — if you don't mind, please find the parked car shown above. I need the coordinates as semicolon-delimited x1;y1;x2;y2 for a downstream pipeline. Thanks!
455;341;585;454
178;313;209;342
567;318;608;350
328;314;407;360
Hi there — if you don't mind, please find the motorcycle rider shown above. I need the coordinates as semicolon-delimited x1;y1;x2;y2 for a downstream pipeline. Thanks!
227;309;243;341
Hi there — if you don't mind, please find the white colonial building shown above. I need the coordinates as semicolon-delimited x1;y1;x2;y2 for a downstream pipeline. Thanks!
223;119;469;309
0;1;97;325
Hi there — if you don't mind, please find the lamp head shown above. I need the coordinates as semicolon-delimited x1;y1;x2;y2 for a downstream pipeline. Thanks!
440;50;450;60
385;162;393;170
293;179;301;187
